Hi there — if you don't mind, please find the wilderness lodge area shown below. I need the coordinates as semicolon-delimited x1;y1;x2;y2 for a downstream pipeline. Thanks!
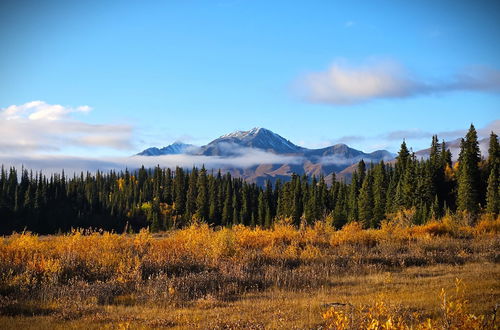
0;125;499;329
0;125;499;234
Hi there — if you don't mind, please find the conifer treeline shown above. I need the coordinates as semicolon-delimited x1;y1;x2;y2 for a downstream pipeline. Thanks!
0;125;498;234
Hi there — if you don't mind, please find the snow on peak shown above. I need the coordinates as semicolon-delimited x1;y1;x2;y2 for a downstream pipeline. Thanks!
220;127;264;139
215;127;300;153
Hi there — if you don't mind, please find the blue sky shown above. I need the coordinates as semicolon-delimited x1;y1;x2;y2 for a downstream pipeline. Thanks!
0;0;499;160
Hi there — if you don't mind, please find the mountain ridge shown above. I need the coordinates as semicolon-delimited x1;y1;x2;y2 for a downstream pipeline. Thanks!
136;128;395;183
137;142;195;156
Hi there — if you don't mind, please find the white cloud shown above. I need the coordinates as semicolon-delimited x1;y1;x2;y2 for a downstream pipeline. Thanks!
76;105;92;113
2;100;93;121
0;149;305;176
0;101;132;155
297;60;500;105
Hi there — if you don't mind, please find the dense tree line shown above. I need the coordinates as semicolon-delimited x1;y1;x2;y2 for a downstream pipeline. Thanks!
0;125;498;234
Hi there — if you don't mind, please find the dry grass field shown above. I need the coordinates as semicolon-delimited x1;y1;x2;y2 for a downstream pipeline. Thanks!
0;214;499;329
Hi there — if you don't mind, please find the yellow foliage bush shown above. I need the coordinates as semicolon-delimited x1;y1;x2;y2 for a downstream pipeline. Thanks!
475;214;500;235
410;220;455;237
0;216;498;300
330;222;379;247
322;279;495;329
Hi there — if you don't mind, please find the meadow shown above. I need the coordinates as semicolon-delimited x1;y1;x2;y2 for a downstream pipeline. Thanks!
0;214;499;329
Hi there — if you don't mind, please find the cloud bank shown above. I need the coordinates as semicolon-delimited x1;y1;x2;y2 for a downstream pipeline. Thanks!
298;60;500;104
0;101;133;154
0;148;305;176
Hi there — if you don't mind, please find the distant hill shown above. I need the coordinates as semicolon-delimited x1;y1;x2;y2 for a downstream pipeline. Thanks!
137;142;196;156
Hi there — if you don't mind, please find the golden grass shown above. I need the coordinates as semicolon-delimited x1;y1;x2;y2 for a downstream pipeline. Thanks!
0;263;498;329
0;215;499;329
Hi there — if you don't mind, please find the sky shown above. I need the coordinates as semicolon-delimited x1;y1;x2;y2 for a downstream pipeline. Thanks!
0;0;499;169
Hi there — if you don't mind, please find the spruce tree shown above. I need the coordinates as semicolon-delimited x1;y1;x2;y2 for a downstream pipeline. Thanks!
485;169;499;214
174;167;186;216
357;160;366;187
372;161;387;226
304;183;316;224
396;140;410;176
240;184;251;226
401;155;416;208
222;180;232;226
185;168;198;219
332;183;347;228
347;172;359;222
232;191;240;225
357;172;374;227
457;125;481;214
487;132;499;172
430;195;440;219
195;166;209;221
291;175;302;226
257;191;266;227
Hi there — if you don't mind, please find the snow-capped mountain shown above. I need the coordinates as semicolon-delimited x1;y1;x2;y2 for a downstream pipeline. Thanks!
136;142;195;156
198;127;304;156
136;128;395;183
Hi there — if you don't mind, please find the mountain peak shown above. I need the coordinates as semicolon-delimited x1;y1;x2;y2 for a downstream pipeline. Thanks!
210;127;301;155
220;127;267;139
136;141;195;156
135;127;396;182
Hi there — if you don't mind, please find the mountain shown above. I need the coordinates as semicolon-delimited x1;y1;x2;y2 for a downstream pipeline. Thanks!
136;128;395;183
136;142;195;156
198;127;304;156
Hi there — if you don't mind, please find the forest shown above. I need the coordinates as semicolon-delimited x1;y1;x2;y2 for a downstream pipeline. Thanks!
0;124;499;234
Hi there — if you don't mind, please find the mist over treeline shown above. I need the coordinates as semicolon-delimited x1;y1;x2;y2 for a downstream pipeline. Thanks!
0;125;498;235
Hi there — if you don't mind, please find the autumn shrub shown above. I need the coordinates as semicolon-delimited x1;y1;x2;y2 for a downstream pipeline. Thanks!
409;219;455;237
475;213;500;235
0;217;498;318
330;222;380;247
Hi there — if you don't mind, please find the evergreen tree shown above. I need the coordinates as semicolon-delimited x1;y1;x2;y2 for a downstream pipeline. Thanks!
332;183;347;228
431;195;441;219
195;166;209;221
185;168;199;219
257;191;266;227
358;160;366;186
304;181;316;224
396;140;410;176
163;168;173;204
232;189;240;225
222;180;233;226
347;172;359;222
487;132;499;171
372;161;387;226
291;175;302;226
174;167;186;216
485;169;499;214
401;154;416;208
457;125;481;214
358;171;374;227
240;184;251;226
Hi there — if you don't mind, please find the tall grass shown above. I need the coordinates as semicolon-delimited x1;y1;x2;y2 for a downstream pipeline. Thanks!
0;214;498;327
